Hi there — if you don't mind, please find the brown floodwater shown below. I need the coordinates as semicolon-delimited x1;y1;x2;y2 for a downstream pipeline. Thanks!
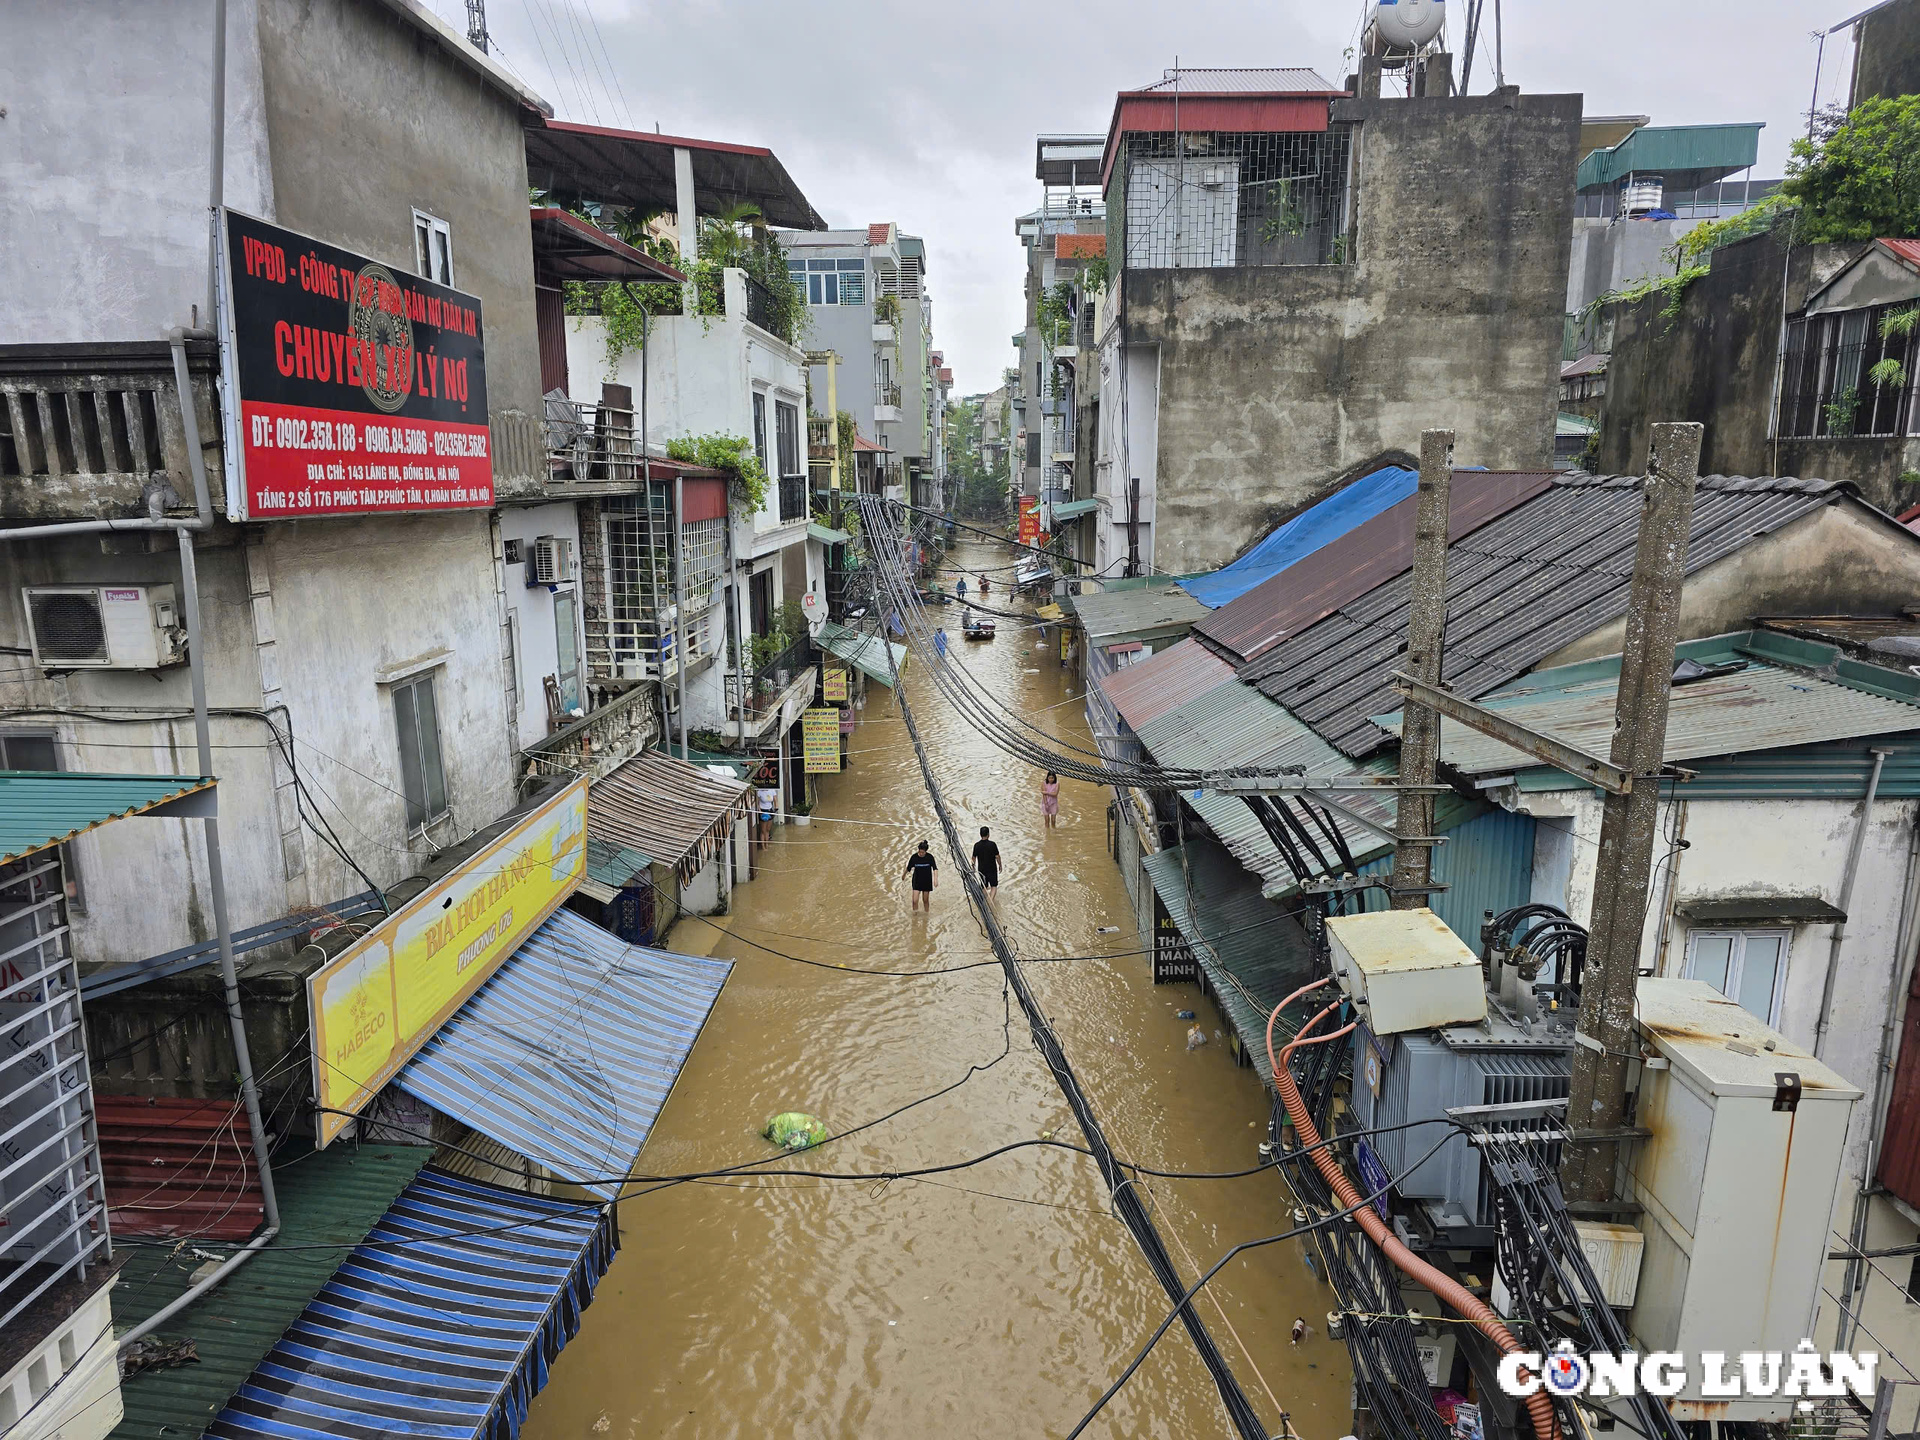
521;541;1352;1439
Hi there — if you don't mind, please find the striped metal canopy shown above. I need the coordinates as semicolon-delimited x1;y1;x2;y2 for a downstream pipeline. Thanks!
0;770;213;865
206;1167;613;1440
396;907;731;1198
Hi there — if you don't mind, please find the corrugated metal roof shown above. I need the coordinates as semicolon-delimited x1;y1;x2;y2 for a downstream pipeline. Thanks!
1133;67;1341;94
1376;629;1920;779
97;1095;265;1242
397;908;731;1199
1576;122;1763;192
1183;464;1418;610
1099;638;1236;732
1346;808;1539;949
808;522;853;545
1196;470;1555;664
589;749;751;884
1141;839;1317;1085
205;1168;615;1440
819;619;909;688
585;835;651;888
1242;473;1848;759
1135;678;1400;894
110;1143;430;1440
1561;353;1609;379
1049;497;1100;520
0;770;214;865
1071;584;1211;645
1615;731;1920;800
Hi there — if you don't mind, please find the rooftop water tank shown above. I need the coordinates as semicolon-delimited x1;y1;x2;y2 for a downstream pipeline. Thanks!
1369;0;1446;51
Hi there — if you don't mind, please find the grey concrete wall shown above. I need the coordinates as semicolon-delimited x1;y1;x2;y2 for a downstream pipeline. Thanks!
1854;0;1920;105
1566;217;1703;315
1591;231;1918;504
0;0;275;343
255;0;543;475
1126;89;1579;575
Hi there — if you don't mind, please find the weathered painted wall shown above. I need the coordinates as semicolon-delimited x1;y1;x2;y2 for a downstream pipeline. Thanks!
1121;89;1579;575
254;0;544;484
0;0;274;343
501;500;586;750
1853;0;1920;105
1593;230;1920;508
1538;503;1920;667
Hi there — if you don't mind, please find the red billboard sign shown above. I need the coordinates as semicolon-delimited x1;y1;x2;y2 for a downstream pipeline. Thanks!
1018;496;1041;546
219;209;493;520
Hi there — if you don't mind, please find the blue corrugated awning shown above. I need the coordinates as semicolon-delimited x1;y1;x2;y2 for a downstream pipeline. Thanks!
1181;466;1416;608
206;1167;613;1440
1;769;215;865
395;907;731;1198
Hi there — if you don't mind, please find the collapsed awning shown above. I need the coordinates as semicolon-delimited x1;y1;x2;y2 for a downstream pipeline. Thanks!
396;908;731;1198
578;836;652;905
206;1168;614;1440
1;770;214;864
1142;839;1316;1085
588;748;752;885
818;620;908;688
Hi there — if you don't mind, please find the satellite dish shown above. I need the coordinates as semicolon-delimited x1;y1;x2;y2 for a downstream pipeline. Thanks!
801;590;825;636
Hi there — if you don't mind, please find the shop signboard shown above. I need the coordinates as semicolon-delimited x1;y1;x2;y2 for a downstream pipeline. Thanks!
1018;496;1040;546
219;207;493;520
308;779;587;1145
802;707;843;773
823;665;849;704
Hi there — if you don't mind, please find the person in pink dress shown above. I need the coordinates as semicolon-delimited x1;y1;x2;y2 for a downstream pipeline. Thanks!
1042;771;1060;828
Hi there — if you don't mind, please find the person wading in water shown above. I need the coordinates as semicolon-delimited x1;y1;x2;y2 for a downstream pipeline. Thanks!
1041;771;1060;829
972;826;1000;898
904;840;938;911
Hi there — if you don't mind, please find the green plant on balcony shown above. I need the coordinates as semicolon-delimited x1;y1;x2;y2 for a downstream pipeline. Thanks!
875;293;904;327
665;433;770;510
1037;282;1074;349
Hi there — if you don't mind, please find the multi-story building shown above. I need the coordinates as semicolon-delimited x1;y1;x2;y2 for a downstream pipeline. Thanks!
1089;67;1579;576
784;224;942;507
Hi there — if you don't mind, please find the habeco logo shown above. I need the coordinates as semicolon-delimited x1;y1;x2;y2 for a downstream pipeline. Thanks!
1498;1342;1878;1411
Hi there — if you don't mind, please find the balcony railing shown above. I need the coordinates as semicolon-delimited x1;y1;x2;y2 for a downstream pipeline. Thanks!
875;382;902;409
544;395;642;488
519;683;658;790
743;273;779;337
1;340;219;523
778;473;808;522
725;634;815;733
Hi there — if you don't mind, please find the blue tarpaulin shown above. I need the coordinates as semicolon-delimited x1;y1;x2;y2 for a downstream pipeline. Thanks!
206;1168;614;1440
1180;466;1417;608
397;906;732;1199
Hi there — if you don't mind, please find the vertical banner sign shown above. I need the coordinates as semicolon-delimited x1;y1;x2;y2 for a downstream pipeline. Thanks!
1018;496;1040;547
308;779;587;1146
221;208;493;520
822;665;849;704
802;707;842;773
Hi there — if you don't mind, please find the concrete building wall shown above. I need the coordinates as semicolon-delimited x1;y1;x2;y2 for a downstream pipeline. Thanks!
1593;230;1920;509
500;501;586;749
0;0;276;344
1118;90;1579;575
1566;217;1703;315
1853;0;1920;105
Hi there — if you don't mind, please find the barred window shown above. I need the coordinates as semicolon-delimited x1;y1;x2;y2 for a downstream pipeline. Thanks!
1778;303;1920;439
1120;128;1353;270
683;517;726;594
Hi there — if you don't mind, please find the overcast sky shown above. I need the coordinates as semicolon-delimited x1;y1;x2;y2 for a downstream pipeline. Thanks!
465;0;1864;397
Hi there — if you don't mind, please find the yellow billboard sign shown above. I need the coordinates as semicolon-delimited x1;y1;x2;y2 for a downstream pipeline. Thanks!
309;778;587;1146
822;665;848;704
802;707;842;773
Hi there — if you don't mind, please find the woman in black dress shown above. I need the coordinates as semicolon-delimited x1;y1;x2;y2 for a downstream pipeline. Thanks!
904;840;938;911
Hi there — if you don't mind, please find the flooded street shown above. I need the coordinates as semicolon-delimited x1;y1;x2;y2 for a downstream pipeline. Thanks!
522;541;1351;1440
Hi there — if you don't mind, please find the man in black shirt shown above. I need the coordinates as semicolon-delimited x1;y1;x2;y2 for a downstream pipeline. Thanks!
904;840;938;911
972;826;1000;898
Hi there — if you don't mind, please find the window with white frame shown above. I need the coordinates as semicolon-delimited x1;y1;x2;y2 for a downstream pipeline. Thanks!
791;258;868;306
392;673;449;832
1684;928;1789;1025
414;210;453;285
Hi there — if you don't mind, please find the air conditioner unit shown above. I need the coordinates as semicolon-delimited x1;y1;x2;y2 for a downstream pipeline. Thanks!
528;535;575;586
23;585;184;669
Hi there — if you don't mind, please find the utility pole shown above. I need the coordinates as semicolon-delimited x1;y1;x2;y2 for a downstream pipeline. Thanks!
1391;429;1453;909
465;0;487;52
1562;422;1702;1203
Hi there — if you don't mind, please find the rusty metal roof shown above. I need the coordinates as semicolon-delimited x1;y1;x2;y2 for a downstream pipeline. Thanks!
1098;637;1235;732
1373;629;1920;780
1071;584;1211;646
589;747;752;884
97;1095;264;1242
1241;473;1850;759
1194;470;1556;664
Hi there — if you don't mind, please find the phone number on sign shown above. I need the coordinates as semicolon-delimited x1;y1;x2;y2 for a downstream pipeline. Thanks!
248;415;489;459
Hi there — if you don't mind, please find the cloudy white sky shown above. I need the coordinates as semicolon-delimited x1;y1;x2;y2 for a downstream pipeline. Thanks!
459;0;1865;396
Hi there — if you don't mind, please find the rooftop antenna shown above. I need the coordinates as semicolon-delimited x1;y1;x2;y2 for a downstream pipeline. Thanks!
465;0;486;52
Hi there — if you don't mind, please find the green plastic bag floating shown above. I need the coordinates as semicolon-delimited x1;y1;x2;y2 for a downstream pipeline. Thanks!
762;1112;827;1151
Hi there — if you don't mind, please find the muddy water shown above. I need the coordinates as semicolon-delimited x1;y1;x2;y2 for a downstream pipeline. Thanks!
522;542;1351;1439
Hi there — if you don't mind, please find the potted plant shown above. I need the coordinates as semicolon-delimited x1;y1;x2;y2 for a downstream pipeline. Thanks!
790;797;813;827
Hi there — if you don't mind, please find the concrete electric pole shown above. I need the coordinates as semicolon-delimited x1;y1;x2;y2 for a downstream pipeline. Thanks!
1561;422;1702;1204
1391;429;1454;910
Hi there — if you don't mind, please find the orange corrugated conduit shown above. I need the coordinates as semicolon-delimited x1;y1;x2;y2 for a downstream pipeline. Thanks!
1268;981;1562;1440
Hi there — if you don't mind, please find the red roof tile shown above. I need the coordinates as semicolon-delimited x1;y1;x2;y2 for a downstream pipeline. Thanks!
1883;238;1920;270
868;222;892;246
1055;233;1107;260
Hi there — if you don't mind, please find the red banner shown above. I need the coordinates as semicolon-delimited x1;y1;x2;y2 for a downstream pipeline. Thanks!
1018;496;1040;546
221;209;493;520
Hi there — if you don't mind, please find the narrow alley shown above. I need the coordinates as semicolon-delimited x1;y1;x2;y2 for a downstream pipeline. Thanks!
520;544;1350;1439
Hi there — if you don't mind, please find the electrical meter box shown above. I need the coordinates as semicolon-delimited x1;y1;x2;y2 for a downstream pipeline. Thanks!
1325;908;1486;1036
1627;979;1861;1422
